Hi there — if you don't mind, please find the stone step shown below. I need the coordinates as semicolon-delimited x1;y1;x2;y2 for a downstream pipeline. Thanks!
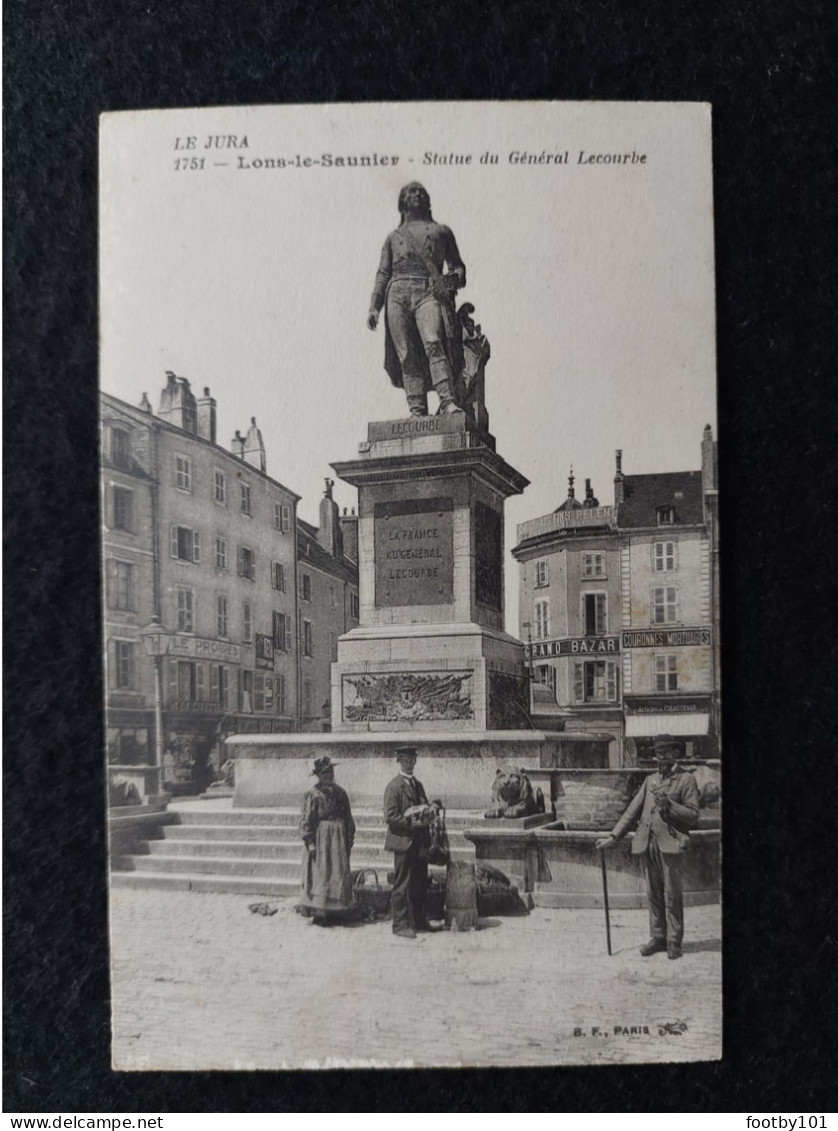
160;823;473;848
110;870;299;897
144;838;473;864
117;854;375;879
173;808;482;830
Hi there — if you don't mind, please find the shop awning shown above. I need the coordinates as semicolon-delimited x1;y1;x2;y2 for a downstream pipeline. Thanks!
625;713;710;737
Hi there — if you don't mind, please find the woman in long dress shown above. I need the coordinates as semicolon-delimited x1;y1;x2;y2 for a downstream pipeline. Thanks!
300;755;356;926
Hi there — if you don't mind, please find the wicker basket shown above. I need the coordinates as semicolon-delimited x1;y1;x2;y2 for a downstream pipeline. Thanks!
352;868;392;915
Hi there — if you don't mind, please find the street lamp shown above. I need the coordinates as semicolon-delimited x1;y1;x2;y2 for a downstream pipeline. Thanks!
140;615;172;779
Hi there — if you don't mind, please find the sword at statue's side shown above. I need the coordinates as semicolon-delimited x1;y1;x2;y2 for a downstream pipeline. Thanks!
599;849;612;956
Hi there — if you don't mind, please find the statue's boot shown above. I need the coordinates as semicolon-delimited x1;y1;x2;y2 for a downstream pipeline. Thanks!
406;393;428;417
404;374;428;416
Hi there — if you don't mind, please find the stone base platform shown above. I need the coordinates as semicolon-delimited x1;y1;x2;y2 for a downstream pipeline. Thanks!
224;730;597;810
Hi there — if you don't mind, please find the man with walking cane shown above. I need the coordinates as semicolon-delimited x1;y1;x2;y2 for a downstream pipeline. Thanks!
596;735;700;960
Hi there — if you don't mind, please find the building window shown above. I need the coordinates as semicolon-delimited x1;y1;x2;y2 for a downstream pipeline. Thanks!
176;588;194;632
303;619;313;657
536;664;557;695
582;553;605;579
254;673;266;712
107;560;136;611
237;546;256;580
534;598;550;640
329;584;337;610
243;603;252;643
273;503;283;529
652;586;678;625
303;679;313;717
280;504;291;533
171;525;201;563
112;486;135;532
211;664;231;709
273;611;290;651
214;469;227;506
656;506;675;525
240;669;254;712
654;541;677;572
301;573;312;602
275;673;287;715
215;536;227;570
175;455;192;491
534;560;549;587
272;561;286;591
330;631;338;661
573;660;618;703
176;660;200;702
583;592;607;636
350;592;360;619
114;641;135;689
240;482;252;516
217;596;228;638
110;428;131;469
655;654;679;692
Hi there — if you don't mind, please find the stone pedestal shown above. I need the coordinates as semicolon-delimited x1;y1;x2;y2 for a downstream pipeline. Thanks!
330;414;530;733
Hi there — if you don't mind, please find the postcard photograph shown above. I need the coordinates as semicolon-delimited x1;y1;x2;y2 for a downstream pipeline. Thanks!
100;100;720;1070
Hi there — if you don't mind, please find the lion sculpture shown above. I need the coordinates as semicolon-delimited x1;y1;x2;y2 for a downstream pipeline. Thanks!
484;768;545;819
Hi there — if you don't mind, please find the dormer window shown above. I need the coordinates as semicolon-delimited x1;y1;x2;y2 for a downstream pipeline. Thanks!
111;428;130;469
656;506;675;525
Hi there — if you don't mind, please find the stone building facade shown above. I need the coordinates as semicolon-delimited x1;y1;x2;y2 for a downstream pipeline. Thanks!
101;374;359;788
513;428;720;765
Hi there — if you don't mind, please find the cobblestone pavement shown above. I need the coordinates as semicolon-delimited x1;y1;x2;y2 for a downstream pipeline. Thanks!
110;889;721;1070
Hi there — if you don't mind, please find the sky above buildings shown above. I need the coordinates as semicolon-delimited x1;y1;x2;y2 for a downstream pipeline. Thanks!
100;102;717;627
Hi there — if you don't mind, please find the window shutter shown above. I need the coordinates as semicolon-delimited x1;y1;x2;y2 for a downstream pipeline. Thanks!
196;663;205;700
237;547;244;577
192;531;201;563
167;659;178;707
211;664;220;702
171;525;179;558
282;505;290;532
105;558;117;608
573;662;584;703
285;618;292;653
606;661;617;701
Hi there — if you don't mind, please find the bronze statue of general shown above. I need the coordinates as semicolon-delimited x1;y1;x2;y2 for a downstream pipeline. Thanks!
367;183;466;417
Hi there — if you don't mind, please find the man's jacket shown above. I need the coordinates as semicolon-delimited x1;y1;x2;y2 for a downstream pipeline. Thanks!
610;767;700;855
383;774;429;853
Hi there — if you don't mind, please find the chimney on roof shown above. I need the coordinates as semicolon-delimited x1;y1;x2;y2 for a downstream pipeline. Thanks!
318;478;343;559
567;467;575;500
243;417;266;472
231;429;246;458
582;478;599;508
197;386;217;444
339;505;359;564
138;392;152;414
614;449;625;505
701;424;717;494
158;370;197;434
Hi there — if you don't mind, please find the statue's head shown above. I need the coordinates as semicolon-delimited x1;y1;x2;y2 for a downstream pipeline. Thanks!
398;182;432;221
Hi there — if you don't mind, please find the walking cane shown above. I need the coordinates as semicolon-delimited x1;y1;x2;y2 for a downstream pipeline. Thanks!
599;849;613;956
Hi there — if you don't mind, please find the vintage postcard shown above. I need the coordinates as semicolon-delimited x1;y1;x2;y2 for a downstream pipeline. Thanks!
101;101;720;1069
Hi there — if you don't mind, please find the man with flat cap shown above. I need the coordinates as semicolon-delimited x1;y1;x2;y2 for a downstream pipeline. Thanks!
597;735;700;959
383;746;434;939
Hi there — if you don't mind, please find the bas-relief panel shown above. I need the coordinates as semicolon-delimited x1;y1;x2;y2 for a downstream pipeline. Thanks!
342;671;473;722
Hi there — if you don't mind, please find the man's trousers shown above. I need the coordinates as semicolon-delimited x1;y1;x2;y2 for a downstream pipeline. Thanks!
642;833;685;945
386;278;456;413
391;841;429;932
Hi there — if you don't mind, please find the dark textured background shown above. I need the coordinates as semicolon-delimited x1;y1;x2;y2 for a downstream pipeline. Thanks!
4;0;837;1113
